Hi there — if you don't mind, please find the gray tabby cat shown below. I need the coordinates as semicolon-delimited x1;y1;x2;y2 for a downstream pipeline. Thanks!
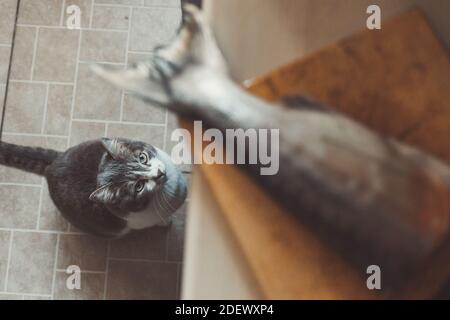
0;138;187;238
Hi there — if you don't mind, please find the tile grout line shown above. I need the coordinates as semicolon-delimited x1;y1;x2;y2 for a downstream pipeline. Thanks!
50;234;60;300
119;90;125;122
92;3;134;14
71;118;165;126
128;49;153;54
126;7;133;58
10;79;73;85
162;110;169;151
102;241;111;300
0;182;41;187
79;60;124;65
119;5;133;122
67;28;83;148
15;24;129;33
0;291;52;298
59;0;66;27
0;0;20;144
41;83;50;134
3;231;14;292
55;268;105;274
35;178;44;230
0;227;86;235
89;0;95;29
94;3;180;9
33;79;50;237
2;132;68;139
108;257;180;264
29;26;39;81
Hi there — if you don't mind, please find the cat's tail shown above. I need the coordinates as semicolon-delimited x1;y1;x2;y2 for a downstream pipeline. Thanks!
0;141;60;176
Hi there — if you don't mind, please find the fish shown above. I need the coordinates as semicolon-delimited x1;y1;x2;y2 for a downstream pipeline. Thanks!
91;5;450;290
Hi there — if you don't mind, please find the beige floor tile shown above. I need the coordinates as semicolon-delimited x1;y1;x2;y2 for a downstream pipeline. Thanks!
22;295;51;300
0;0;17;44
64;0;93;29
7;232;57;294
107;123;165;148
44;84;74;136
144;0;180;7
0;293;23;300
110;227;169;260
53;271;105;300
3;82;47;134
92;5;130;30
0;46;10;83
80;30;127;63
106;260;178;299
69;121;105;146
167;203;186;262
9;26;36;80
45;136;69;151
39;180;69;232
18;0;63;26
129;7;181;51
0;185;40;229
95;0;141;5
57;234;108;271
0;230;11;291
122;94;166;124
33;28;80;82
74;63;122;121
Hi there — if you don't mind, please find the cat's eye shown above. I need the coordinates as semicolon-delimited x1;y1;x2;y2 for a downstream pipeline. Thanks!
135;181;145;193
138;152;149;164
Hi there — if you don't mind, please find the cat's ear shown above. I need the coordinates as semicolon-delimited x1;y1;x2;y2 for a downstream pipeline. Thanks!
89;183;115;204
101;138;125;159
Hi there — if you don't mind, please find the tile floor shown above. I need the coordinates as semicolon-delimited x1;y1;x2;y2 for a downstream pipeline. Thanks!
0;0;190;300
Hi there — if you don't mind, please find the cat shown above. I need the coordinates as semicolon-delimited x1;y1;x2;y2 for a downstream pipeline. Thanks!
0;138;187;238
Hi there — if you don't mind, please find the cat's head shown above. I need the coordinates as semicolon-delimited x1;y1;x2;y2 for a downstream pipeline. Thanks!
89;138;167;213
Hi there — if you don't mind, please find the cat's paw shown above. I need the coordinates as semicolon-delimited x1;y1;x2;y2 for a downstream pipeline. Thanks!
91;4;228;109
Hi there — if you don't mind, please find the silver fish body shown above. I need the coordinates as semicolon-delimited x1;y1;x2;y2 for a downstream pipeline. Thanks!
92;5;450;289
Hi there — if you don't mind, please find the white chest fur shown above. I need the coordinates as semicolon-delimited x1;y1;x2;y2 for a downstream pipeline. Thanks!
126;206;167;229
